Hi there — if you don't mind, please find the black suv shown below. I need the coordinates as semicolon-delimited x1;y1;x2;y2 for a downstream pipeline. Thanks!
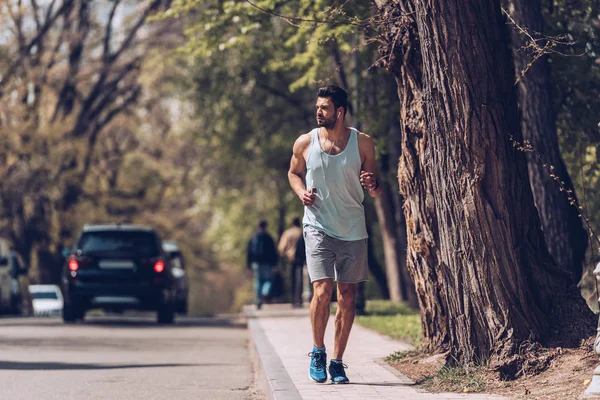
61;224;177;324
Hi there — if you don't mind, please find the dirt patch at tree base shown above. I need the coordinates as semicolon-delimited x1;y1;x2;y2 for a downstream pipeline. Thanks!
389;340;599;399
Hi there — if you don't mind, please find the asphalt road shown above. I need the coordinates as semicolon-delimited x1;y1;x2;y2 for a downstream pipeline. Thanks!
0;314;263;400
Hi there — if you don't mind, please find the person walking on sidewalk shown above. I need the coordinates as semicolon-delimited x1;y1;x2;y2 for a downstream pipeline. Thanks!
287;85;381;384
278;217;305;308
247;220;278;310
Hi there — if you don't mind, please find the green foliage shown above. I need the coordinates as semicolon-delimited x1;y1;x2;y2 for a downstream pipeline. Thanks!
423;365;487;393
385;349;420;362
544;0;600;253
169;0;378;89
363;299;417;315
356;314;422;346
0;0;180;282
385;351;488;394
158;1;398;276
355;300;422;346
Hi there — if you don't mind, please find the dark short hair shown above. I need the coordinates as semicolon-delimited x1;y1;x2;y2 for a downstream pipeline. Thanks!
317;85;347;111
258;220;268;229
292;217;301;227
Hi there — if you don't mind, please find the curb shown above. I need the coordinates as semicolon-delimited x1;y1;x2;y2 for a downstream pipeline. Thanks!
247;316;303;400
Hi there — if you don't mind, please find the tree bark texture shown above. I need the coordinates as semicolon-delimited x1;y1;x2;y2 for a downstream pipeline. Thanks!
508;0;587;283
378;0;594;367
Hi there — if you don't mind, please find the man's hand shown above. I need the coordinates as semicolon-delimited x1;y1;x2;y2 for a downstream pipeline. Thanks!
301;187;317;206
360;171;378;191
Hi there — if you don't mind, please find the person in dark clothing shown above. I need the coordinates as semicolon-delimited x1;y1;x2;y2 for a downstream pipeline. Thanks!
278;217;305;308
247;220;278;309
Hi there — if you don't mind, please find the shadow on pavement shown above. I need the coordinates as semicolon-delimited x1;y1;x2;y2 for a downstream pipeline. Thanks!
0;361;229;370
0;315;247;329
0;315;248;350
83;316;246;329
350;382;417;387
0;336;210;350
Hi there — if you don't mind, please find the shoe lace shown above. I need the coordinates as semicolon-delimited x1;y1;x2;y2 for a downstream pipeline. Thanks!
330;362;348;376
308;352;326;371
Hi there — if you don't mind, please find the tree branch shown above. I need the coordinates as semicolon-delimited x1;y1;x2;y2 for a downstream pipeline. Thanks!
0;0;73;94
30;0;42;30
71;57;142;136
80;87;141;190
110;0;164;62
103;0;122;62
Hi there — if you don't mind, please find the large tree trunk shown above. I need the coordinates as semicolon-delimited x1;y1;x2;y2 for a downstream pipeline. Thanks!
377;0;594;368
508;0;587;283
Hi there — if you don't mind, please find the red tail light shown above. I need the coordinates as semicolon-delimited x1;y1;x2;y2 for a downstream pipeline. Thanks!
68;258;79;271
154;260;165;273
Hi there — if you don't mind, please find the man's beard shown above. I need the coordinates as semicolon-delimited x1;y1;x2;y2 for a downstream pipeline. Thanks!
317;116;335;129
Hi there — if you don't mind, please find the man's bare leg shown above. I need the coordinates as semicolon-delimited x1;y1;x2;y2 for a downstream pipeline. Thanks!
310;279;334;348
332;282;356;360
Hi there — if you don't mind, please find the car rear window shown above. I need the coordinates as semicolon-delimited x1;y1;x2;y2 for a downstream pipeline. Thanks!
32;291;59;300
77;231;160;257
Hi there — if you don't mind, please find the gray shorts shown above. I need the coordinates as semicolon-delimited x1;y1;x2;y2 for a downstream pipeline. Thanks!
303;226;368;283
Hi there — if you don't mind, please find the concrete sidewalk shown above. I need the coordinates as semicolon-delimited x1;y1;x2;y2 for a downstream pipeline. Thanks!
245;304;509;400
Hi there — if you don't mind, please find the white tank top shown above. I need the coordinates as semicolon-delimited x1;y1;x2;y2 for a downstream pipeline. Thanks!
302;128;368;240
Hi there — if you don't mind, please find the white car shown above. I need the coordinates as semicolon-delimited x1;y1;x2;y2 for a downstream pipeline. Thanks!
29;285;63;317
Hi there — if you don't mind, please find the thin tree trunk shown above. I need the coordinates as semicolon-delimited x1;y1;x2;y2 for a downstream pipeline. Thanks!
374;138;417;307
276;181;287;239
508;0;587;283
361;64;416;306
374;182;404;302
367;234;391;300
378;0;594;369
365;201;391;299
388;121;419;309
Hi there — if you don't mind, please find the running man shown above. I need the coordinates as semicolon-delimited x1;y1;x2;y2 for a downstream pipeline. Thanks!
287;85;381;384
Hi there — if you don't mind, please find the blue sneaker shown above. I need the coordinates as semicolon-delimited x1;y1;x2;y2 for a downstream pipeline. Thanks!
308;347;327;383
329;360;349;384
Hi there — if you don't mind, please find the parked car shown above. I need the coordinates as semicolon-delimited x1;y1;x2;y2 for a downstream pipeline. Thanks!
29;284;63;316
61;224;177;324
162;241;189;314
0;238;31;315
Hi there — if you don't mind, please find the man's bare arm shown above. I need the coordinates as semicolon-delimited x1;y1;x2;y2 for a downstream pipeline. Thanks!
288;134;316;206
358;132;382;198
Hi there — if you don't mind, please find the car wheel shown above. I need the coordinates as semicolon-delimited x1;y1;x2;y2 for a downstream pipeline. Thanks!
157;303;175;324
63;303;85;323
10;295;21;315
63;303;77;323
75;308;86;321
177;299;188;315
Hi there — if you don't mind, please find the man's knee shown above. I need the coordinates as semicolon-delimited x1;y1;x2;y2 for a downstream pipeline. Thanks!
313;280;333;304
337;283;356;309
